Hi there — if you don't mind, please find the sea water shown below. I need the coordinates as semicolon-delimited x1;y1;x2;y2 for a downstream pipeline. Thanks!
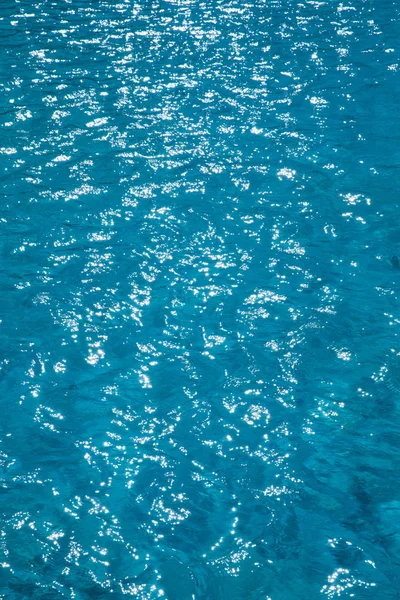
1;0;400;598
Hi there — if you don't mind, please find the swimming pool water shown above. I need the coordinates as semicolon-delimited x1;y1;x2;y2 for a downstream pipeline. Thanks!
1;0;400;598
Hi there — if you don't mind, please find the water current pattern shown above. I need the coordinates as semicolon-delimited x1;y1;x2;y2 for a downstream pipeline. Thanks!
1;0;400;598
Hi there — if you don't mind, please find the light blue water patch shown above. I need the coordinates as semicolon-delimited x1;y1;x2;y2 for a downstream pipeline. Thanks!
1;0;400;598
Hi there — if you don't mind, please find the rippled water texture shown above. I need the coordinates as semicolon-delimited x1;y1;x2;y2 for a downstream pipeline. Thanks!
2;0;400;598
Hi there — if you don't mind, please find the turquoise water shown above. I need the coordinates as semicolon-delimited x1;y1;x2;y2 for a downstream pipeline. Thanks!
1;0;400;598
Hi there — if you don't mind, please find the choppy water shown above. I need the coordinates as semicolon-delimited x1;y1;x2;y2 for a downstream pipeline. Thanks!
1;0;400;598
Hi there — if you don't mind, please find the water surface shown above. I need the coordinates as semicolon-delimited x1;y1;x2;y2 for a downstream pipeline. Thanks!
1;0;400;598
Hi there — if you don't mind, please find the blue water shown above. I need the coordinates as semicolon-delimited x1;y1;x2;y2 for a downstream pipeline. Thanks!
1;0;400;598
